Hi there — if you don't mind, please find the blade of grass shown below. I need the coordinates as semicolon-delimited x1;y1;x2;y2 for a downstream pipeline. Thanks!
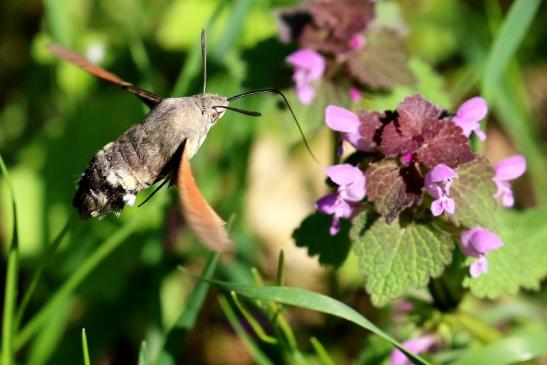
493;78;547;203
15;215;76;329
43;0;71;44
138;341;150;365
171;2;225;97
275;249;285;287
310;337;335;365
81;329;90;365
452;331;547;365
1;154;20;365
210;0;253;59
154;252;220;365
15;209;153;350
480;0;541;101
218;296;275;365
180;273;431;365
26;298;72;365
230;292;278;344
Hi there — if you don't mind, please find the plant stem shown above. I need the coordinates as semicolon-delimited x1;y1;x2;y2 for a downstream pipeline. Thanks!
15;215;76;329
15;212;149;350
1;154;20;365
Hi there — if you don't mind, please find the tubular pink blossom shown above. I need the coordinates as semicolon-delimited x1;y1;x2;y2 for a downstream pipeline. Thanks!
460;228;503;278
316;164;366;235
325;105;360;133
390;335;436;365
424;164;457;216
453;96;488;140
493;155;526;207
349;86;363;103
286;49;326;105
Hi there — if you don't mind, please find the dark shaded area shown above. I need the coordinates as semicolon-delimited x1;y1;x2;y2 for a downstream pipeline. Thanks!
293;212;352;268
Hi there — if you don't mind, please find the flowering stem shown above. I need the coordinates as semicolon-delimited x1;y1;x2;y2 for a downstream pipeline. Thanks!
428;251;465;312
428;278;459;312
453;312;501;343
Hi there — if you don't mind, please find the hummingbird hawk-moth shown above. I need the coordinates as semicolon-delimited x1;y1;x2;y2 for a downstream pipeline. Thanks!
49;32;313;251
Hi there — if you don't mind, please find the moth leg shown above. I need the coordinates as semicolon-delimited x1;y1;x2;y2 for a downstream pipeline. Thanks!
137;176;170;207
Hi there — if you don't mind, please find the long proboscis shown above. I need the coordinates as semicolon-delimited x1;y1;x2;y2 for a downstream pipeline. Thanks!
228;88;318;162
214;105;261;117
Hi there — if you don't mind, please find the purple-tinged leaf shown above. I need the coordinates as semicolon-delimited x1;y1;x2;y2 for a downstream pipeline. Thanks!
380;94;475;168
347;29;416;89
365;159;422;223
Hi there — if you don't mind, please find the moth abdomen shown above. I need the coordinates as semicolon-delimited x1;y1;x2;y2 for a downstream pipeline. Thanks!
73;127;168;218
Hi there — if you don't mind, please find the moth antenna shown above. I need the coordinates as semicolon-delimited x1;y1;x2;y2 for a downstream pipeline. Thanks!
228;88;318;163
214;105;261;117
201;29;207;94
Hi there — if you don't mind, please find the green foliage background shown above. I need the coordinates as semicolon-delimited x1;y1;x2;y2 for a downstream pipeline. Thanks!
1;0;547;364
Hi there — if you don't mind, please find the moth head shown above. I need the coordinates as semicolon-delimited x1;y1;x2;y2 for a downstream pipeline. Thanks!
198;93;229;127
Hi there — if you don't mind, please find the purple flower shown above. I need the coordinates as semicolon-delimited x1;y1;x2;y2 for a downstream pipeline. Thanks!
286;49;326;105
390;335;436;365
493;155;526;207
460;228;503;278
424;164;457;216
349;86;363;103
400;152;413;166
452;97;488;140
325;105;363;154
349;34;366;50
316;164;366;235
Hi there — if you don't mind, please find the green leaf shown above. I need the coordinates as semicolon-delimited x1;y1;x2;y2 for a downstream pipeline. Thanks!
1;154;19;365
15;205;159;351
138;341;150;365
450;157;498;230
155;252;219;365
481;0;541;101
292;212;351;268
464;208;547;298
82;329;90;365
218;296;275;365
201;281;430;365
351;212;453;306
452;331;547;365
348;28;415;89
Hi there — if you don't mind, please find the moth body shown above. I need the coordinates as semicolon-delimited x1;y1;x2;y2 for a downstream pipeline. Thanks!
74;93;228;218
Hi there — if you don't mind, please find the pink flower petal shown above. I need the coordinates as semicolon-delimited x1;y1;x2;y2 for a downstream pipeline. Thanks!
286;49;325;81
295;83;315;105
325;164;363;186
444;198;455;214
329;216;341;235
470;256;488;278
315;193;338;215
455;97;488;124
325;105;360;133
431;199;444;216
339;177;366;202
471;229;503;253
494;155;526;181
349;86;363;103
502;189;514;207
428;164;457;182
390;335;436;365
349;34;366;50
460;228;503;264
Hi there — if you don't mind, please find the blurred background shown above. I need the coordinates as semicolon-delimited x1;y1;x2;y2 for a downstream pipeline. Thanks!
1;0;546;364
